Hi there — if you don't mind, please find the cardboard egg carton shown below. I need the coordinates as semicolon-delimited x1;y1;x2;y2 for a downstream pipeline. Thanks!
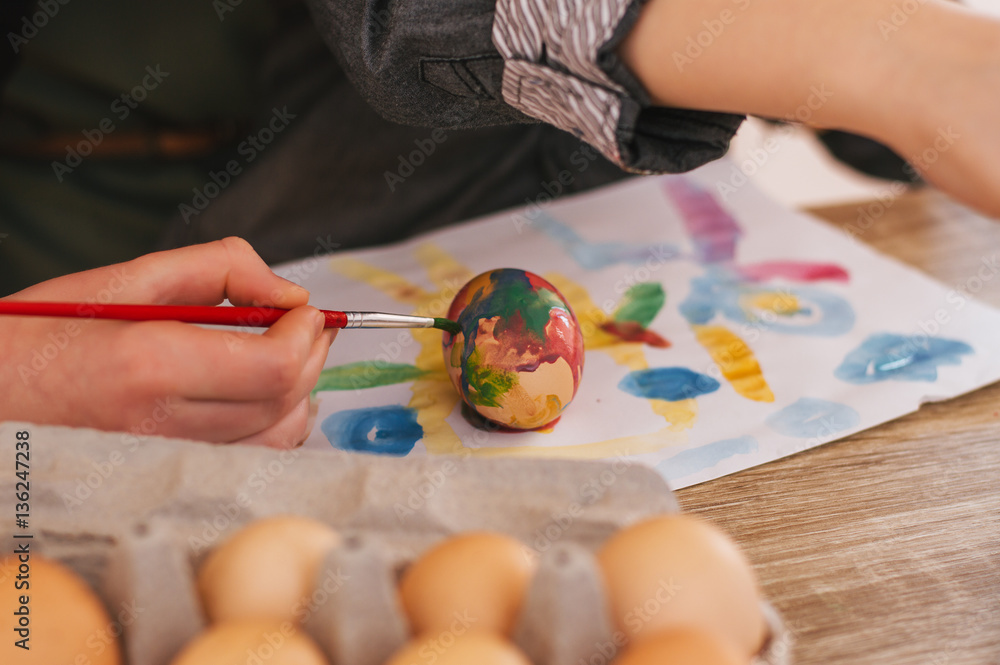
0;422;790;665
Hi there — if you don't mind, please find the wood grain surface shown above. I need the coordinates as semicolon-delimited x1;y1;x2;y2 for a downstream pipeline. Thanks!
678;190;1000;665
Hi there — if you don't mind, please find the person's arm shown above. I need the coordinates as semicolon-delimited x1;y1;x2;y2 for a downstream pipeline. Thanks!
309;0;1000;217
0;237;335;448
619;0;1000;217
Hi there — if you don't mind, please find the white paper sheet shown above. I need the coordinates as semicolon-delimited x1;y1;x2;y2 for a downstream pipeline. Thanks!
276;159;1000;488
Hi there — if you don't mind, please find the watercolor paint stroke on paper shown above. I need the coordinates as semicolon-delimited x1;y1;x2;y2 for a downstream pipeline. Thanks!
287;163;1000;488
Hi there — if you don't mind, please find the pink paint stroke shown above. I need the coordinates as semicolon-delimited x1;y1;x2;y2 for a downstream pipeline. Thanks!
662;177;742;263
738;261;850;283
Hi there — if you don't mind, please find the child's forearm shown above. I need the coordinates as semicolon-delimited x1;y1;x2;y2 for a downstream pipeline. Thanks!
621;0;980;142
620;0;1000;216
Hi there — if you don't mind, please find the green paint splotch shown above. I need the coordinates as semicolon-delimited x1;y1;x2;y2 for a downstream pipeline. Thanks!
600;282;671;348
312;361;428;394
613;282;666;328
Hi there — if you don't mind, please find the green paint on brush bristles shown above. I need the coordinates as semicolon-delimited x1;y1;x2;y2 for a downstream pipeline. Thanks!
433;318;461;335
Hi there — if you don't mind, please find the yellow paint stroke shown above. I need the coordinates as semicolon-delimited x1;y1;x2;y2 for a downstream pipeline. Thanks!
327;251;697;459
547;273;697;432
329;257;430;306
330;247;467;454
415;244;473;295
743;291;800;317
691;324;774;402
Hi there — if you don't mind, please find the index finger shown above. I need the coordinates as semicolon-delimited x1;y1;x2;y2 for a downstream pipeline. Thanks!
134;237;311;309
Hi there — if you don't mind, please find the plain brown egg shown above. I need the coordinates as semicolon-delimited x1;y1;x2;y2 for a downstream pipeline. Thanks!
597;514;767;657
197;515;340;624
613;628;748;665
398;531;536;636
384;630;532;665
169;620;329;665
0;554;122;665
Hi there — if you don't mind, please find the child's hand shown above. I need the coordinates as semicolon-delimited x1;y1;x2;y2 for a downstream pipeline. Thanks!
0;237;335;448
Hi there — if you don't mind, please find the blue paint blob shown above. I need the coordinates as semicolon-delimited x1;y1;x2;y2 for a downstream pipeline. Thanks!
531;211;680;270
656;436;758;482
679;269;855;336
766;397;860;438
835;333;974;384
321;405;422;456
618;367;720;402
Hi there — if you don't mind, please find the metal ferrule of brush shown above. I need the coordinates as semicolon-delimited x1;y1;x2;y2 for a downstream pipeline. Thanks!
343;311;436;328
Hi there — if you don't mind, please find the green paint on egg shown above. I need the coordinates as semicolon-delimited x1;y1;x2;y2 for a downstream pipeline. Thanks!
442;268;585;430
463;349;519;408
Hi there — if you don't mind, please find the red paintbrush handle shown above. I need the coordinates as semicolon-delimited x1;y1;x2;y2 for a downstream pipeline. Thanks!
0;301;349;328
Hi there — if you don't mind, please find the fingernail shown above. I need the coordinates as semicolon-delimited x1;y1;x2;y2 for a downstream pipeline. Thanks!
312;309;326;336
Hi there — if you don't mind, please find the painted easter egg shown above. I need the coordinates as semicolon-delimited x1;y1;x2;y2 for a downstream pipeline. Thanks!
443;268;584;429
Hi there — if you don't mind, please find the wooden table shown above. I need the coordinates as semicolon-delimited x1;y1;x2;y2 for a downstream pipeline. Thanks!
678;190;1000;665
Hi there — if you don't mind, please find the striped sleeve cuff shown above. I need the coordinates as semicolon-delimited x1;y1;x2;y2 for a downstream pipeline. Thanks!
492;0;634;166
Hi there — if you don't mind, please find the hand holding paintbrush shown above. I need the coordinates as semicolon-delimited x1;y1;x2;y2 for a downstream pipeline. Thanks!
0;239;340;448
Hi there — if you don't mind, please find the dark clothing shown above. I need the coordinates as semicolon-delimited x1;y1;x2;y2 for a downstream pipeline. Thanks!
159;14;636;263
159;1;742;263
1;0;743;294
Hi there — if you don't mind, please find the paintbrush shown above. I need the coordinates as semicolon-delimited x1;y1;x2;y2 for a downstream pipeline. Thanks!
0;301;461;334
